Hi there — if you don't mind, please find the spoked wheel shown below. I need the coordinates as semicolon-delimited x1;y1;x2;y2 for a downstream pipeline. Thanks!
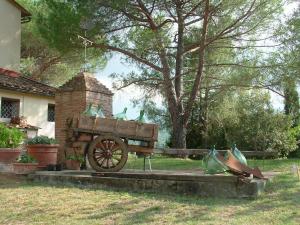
88;135;128;172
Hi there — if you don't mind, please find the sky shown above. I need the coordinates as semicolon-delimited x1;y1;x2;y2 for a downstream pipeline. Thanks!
96;1;299;118
96;54;144;119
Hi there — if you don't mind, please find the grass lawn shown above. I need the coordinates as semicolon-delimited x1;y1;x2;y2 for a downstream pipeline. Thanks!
0;157;299;225
125;154;300;172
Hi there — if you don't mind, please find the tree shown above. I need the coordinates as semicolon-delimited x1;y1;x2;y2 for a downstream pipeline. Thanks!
260;4;300;126
19;0;106;86
281;6;300;126
203;91;296;156
38;0;282;147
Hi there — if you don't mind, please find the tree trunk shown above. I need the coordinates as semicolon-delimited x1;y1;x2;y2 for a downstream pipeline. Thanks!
171;116;187;149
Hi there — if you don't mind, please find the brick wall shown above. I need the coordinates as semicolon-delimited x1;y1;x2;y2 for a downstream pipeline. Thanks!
86;91;113;117
55;72;113;163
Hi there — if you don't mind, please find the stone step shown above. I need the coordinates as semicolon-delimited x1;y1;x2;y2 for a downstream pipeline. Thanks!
29;170;270;199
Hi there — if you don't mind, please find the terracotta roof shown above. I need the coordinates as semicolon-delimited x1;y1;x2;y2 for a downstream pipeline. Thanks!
58;72;113;95
6;0;31;18
0;68;56;97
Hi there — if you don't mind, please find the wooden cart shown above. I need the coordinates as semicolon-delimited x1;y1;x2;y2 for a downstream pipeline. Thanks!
66;115;159;172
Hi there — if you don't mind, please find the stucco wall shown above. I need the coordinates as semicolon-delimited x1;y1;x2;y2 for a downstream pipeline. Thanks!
0;0;21;71
0;89;55;137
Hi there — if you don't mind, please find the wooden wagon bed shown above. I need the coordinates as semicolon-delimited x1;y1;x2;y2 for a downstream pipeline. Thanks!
72;115;158;141
66;115;159;172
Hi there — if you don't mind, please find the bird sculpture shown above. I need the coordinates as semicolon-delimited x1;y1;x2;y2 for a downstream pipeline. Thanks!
114;107;128;120
135;110;146;123
82;103;97;117
96;105;105;118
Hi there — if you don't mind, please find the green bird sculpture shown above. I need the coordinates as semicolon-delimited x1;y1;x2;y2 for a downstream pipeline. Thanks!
114;107;128;120
82;103;97;117
96;105;105;118
135;110;146;123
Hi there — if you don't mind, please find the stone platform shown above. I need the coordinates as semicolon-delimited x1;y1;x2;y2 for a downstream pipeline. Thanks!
0;163;13;172
29;169;273;199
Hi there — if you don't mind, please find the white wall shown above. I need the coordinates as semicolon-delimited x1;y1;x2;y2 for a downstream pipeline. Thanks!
0;89;55;137
0;0;21;71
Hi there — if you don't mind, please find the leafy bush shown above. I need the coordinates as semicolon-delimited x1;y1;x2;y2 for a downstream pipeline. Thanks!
210;92;298;156
186;91;298;157
288;125;300;158
17;153;37;163
27;135;58;145
0;124;24;148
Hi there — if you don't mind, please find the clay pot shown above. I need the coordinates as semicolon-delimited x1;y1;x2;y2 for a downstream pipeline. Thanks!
13;163;39;174
0;148;22;164
27;144;59;167
65;160;81;170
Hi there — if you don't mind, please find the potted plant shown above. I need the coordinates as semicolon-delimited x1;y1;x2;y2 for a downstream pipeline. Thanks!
13;153;39;174
0;123;24;164
65;155;84;170
26;136;59;167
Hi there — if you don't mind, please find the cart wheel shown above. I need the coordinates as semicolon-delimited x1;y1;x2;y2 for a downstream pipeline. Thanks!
88;135;128;172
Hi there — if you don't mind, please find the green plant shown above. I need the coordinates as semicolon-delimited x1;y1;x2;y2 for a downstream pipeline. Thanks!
0;124;24;148
26;135;58;145
66;155;84;164
288;125;300;158
17;154;37;163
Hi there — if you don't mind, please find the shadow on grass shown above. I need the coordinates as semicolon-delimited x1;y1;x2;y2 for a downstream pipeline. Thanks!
231;173;300;222
1;171;299;224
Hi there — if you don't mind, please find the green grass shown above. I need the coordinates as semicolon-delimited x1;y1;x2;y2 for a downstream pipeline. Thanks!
0;158;299;225
125;154;300;172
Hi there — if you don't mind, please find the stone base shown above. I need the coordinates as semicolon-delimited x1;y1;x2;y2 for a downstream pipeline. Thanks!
29;170;270;199
0;163;13;172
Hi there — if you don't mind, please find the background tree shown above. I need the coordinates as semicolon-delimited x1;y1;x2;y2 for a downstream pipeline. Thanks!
279;5;300;126
38;0;282;148
19;0;106;87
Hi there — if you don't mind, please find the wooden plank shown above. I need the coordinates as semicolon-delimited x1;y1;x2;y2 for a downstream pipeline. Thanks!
77;133;93;142
75;115;158;141
128;145;153;154
72;128;158;142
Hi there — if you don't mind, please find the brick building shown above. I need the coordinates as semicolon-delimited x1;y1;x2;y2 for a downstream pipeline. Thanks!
55;72;113;162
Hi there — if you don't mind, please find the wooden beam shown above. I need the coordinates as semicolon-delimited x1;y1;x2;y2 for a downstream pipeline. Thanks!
128;145;153;154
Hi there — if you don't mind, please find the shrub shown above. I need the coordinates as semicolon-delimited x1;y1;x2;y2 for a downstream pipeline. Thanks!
0;124;24;148
17;153;37;163
186;91;298;157
288;125;300;158
27;135;58;145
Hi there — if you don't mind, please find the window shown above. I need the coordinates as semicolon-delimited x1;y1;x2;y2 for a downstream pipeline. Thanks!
48;104;55;122
0;98;20;118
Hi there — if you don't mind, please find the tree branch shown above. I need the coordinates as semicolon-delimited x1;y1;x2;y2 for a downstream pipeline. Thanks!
91;43;163;72
115;77;163;90
183;0;210;124
206;83;285;97
183;0;258;54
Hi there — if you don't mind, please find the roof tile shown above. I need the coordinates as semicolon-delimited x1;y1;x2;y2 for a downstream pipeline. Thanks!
0;68;56;97
58;72;113;95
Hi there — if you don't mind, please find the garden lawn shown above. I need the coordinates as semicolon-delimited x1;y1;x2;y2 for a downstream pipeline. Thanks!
0;158;299;225
125;155;300;172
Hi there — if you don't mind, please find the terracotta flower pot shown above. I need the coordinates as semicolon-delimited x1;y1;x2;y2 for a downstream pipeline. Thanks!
13;163;39;174
27;144;59;167
65;159;81;170
0;148;22;164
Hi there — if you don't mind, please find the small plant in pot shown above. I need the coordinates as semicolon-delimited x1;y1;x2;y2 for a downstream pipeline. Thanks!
0;123;24;164
13;153;39;174
26;136;59;168
65;155;84;170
